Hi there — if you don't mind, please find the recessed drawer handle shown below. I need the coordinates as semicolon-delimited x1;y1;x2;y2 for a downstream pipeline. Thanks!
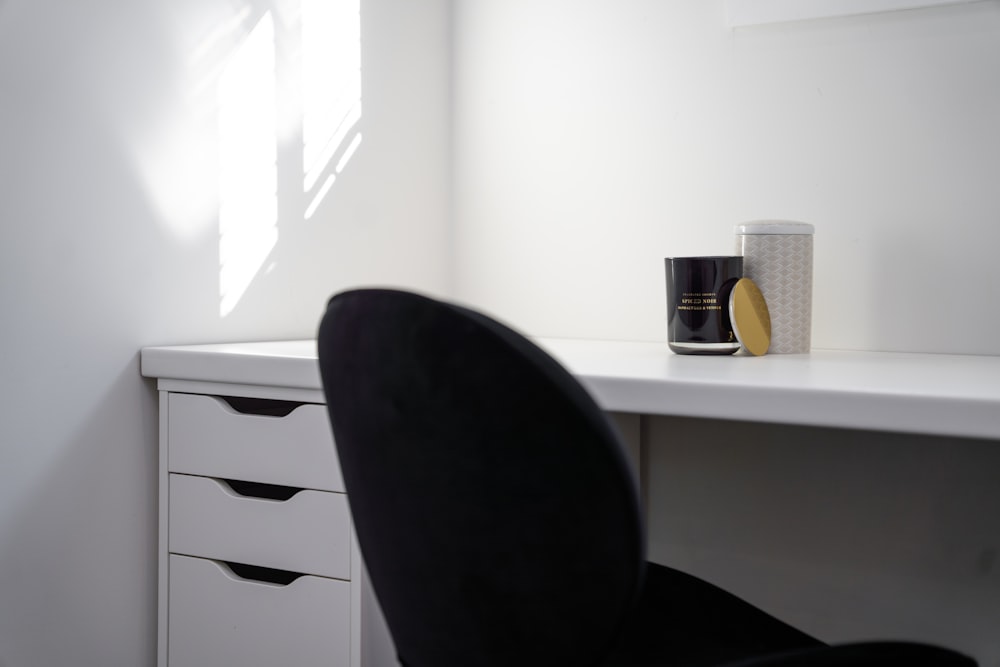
221;478;303;501
217;395;307;417
222;560;304;586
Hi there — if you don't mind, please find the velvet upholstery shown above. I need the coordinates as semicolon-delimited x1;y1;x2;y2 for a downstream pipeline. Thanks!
317;288;975;667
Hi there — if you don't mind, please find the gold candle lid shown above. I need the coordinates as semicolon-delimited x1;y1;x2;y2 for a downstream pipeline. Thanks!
729;278;771;356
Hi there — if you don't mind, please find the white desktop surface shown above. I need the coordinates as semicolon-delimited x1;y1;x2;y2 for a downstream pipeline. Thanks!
141;338;1000;441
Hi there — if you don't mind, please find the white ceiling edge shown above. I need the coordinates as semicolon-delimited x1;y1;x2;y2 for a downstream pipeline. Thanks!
726;0;981;27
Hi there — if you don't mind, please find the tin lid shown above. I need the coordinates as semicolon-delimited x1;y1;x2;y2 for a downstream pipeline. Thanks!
729;278;771;356
735;220;814;235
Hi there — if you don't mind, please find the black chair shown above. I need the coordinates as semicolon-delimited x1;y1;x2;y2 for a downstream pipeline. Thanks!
317;288;974;667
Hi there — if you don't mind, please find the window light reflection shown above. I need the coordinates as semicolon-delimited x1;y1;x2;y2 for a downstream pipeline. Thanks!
218;12;278;318
213;0;362;316
302;0;362;217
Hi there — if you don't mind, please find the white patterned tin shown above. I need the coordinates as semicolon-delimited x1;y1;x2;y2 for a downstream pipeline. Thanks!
734;221;814;354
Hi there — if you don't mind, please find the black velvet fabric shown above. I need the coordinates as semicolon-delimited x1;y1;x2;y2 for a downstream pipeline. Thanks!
603;562;824;667
316;288;977;667
319;289;644;667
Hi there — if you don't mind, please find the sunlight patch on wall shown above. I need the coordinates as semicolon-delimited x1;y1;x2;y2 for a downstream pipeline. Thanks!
137;1;364;316
218;12;278;317
302;0;362;219
206;0;363;317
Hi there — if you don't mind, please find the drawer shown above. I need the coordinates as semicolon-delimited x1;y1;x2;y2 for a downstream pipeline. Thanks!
169;473;351;579
168;554;351;667
167;392;344;492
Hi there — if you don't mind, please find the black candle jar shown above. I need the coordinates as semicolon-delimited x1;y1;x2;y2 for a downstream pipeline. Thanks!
664;256;743;355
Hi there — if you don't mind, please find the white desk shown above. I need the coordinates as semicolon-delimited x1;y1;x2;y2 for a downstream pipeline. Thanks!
142;338;1000;441
142;338;1000;667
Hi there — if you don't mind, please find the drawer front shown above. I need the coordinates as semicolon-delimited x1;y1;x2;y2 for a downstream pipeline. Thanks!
168;554;351;667
169;474;351;579
167;392;344;492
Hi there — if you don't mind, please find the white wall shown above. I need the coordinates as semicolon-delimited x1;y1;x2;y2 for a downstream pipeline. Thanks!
452;0;1000;355
452;2;1000;665
0;0;451;664
2;0;997;664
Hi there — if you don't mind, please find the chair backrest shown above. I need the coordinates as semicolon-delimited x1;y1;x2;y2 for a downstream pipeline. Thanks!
318;289;644;667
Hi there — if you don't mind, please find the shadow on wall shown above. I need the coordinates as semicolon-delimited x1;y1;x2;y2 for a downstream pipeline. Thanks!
644;415;1000;665
0;357;160;666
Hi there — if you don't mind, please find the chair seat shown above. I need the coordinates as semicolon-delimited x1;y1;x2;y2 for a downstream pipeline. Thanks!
605;563;974;667
604;562;823;667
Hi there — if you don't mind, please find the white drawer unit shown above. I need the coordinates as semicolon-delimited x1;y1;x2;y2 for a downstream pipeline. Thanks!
168;392;345;492
169;473;352;579
168;555;352;667
142;342;640;667
153;386;364;667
